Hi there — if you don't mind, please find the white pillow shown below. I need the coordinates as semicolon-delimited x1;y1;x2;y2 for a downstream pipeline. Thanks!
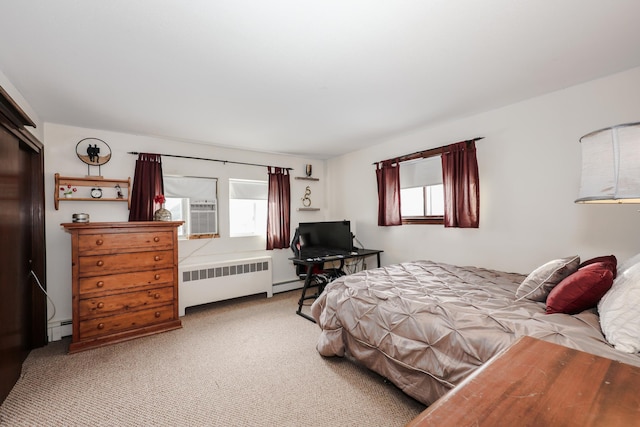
598;259;640;353
616;252;640;276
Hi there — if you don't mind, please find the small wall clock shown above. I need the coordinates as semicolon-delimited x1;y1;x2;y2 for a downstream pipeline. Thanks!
90;188;103;198
75;138;112;176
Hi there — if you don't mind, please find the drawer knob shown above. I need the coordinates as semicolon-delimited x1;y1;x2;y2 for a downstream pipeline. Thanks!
96;281;104;288
154;274;160;280
154;237;160;242
96;260;104;267
96;239;104;246
97;323;104;330
97;302;104;309
154;293;160;299
154;311;161;318
154;255;160;261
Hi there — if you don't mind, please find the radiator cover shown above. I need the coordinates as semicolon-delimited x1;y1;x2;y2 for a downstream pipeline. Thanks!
178;256;273;316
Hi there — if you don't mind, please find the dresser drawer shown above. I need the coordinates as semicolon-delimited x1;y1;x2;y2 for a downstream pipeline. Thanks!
78;268;174;296
78;231;174;255
79;304;175;340
78;250;174;276
78;286;174;319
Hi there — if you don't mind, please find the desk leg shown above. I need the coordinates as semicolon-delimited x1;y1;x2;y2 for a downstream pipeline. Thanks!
296;264;317;323
376;253;381;268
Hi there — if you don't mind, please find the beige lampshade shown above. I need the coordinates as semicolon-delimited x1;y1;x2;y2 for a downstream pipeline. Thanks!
576;122;640;204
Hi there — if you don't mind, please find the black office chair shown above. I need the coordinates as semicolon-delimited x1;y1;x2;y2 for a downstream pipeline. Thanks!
291;228;345;302
302;266;345;295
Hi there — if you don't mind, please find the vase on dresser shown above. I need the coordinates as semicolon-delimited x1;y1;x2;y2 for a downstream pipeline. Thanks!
154;203;172;221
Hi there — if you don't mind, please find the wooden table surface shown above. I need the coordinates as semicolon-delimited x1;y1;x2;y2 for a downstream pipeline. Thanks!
406;336;640;427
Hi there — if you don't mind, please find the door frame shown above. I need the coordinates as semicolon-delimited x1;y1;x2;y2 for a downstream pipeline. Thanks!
0;85;46;404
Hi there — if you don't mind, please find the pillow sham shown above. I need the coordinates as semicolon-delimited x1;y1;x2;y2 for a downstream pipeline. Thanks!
578;255;617;278
546;263;614;314
598;259;640;354
515;255;580;302
615;252;640;276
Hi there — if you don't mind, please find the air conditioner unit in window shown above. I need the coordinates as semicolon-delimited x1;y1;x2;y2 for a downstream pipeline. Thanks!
190;201;217;235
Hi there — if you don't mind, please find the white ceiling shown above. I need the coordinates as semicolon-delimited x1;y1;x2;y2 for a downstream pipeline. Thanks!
2;1;640;159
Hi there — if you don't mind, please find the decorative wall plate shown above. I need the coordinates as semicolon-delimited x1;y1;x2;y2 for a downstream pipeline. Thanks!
76;138;112;166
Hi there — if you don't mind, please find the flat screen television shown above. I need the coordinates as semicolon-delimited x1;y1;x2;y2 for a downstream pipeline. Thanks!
296;220;353;257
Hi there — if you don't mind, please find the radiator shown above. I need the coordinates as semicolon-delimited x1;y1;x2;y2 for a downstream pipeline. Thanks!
178;256;273;316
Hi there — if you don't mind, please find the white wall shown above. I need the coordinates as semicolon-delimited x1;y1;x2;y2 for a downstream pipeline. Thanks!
11;65;640;332
327;66;640;274
44;123;326;327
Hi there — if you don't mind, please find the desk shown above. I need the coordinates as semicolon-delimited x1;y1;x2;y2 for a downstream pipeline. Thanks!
406;336;640;427
291;248;382;322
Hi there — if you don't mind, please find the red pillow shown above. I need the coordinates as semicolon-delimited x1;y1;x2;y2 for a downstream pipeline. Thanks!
578;255;617;278
546;262;614;315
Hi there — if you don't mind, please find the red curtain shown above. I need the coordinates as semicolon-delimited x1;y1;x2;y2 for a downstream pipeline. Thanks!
376;160;402;226
442;141;479;228
129;153;164;221
266;167;291;250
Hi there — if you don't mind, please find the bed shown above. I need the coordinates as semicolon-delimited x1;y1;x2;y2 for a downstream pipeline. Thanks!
310;257;640;405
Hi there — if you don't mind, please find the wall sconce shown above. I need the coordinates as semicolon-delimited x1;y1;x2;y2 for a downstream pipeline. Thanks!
576;122;640;203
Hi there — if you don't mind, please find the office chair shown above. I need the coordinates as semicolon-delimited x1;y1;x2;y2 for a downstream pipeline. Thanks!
291;228;345;299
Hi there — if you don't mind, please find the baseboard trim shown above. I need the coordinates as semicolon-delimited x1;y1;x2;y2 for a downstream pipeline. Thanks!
273;280;303;294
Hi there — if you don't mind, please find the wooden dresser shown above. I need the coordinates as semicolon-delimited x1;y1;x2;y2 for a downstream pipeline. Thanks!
406;336;640;427
62;221;184;353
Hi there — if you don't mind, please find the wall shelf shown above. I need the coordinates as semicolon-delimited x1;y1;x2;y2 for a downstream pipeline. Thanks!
296;175;319;210
55;173;131;210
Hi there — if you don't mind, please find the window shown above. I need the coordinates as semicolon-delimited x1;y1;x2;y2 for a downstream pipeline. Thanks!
164;176;218;239
229;179;268;237
401;184;444;216
400;156;444;224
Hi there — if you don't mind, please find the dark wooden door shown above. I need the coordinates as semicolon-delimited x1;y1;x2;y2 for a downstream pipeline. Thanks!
0;90;46;404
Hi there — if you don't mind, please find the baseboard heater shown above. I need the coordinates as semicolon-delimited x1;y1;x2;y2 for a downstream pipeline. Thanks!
48;319;73;342
179;255;273;316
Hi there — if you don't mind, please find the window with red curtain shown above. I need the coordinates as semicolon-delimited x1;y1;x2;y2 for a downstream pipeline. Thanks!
129;153;164;221
266;167;291;249
442;140;479;228
376;139;480;228
376;160;402;226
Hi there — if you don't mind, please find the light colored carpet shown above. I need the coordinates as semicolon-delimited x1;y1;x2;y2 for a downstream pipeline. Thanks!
0;290;425;426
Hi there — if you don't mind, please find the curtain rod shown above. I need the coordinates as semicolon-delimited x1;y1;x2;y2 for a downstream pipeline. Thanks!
127;152;293;170
373;137;484;165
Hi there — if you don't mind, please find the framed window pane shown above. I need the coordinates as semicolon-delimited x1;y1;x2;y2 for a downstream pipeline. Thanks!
164;176;218;238
165;197;187;237
426;184;444;216
229;179;268;237
400;156;444;224
400;187;425;216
